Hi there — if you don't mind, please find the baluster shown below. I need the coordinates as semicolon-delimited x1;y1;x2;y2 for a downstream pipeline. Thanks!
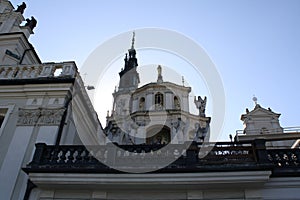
75;147;84;164
82;149;88;164
275;154;282;167
50;147;60;164
87;149;95;164
291;153;299;166
58;149;66;164
66;147;75;164
15;67;23;78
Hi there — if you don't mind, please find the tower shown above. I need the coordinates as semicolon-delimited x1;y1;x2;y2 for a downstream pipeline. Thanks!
118;32;139;91
105;34;211;145
111;32;140;120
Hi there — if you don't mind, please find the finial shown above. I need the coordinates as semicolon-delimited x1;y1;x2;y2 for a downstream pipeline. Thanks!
131;31;135;49
252;95;258;105
182;76;185;86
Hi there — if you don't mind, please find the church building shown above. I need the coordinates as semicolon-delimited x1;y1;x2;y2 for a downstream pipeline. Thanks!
0;1;300;199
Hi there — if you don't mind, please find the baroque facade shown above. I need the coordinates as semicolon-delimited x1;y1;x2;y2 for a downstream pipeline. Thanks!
105;36;210;146
0;1;300;200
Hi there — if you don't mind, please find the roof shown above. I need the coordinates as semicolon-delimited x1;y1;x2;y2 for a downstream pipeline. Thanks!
241;104;281;121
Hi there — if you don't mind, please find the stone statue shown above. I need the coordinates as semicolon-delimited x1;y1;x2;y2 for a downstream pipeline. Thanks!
157;65;163;83
25;16;37;31
194;96;207;117
15;2;26;14
105;122;120;144
171;118;186;143
115;99;125;115
174;97;180;109
194;122;208;142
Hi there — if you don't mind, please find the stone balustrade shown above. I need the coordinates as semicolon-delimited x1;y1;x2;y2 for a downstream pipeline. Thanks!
0;62;77;80
24;140;287;174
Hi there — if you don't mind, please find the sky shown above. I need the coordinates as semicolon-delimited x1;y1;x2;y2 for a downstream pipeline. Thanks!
10;0;300;141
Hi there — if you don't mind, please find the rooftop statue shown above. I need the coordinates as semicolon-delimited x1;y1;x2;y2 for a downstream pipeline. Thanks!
194;96;207;117
15;2;26;14
25;16;37;31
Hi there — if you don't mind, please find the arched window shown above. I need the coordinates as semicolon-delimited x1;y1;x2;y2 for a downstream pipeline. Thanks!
139;97;145;110
146;125;171;145
174;96;181;110
155;92;164;110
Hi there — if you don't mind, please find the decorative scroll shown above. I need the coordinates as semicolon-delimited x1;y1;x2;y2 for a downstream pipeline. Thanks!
17;108;65;126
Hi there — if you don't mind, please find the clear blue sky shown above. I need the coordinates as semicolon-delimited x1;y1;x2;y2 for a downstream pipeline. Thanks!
11;0;300;141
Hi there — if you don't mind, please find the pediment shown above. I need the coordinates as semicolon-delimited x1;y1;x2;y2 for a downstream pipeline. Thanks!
241;104;280;120
250;108;276;116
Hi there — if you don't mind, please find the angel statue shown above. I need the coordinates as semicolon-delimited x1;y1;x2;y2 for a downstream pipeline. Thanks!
194;96;207;117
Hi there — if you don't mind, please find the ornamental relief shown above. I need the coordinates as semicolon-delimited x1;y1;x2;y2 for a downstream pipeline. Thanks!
17;109;40;126
17;108;65;126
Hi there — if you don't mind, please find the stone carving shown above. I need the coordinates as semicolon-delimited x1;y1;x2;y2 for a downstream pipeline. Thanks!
29;66;40;78
139;98;145;110
17;108;65;126
17;108;40;126
171;118;186;143
21;67;31;78
174;97;180;110
15;67;23;78
194;96;207;117
0;66;40;79
105;121;120;143
0;67;8;78
15;2;26;14
6;67;17;79
25;16;37;31
38;108;65;125
194;122;208;142
115;98;126;116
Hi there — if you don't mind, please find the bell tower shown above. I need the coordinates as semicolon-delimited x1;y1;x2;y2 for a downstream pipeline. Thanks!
118;32;140;91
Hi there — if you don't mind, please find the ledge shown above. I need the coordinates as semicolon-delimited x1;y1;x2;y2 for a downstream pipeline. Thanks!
28;171;272;190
